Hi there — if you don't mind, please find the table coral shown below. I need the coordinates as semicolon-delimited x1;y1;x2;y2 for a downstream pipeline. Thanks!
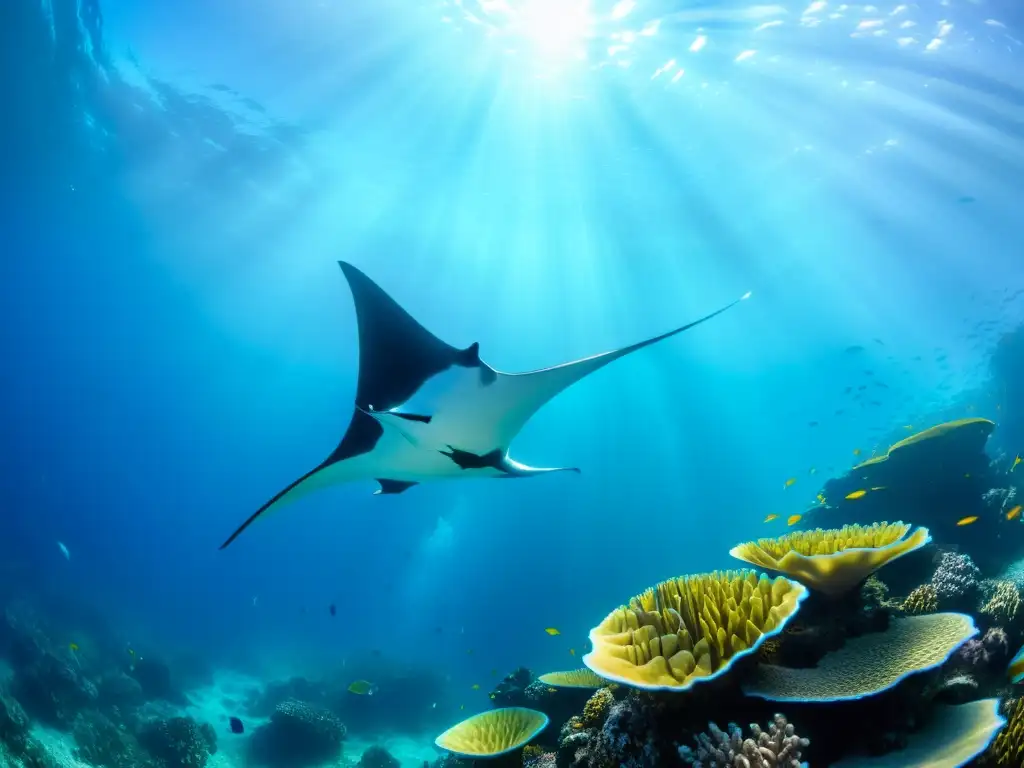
678;713;809;768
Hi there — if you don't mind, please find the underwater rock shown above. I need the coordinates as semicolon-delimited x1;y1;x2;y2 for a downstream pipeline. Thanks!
951;627;1010;677
358;744;400;768
12;649;98;727
678;713;809;768
248;698;346;768
0;685;32;755
97;671;144;711
74;710;155;768
580;695;670;767
490;667;533;708
931;551;982;608
130;657;183;704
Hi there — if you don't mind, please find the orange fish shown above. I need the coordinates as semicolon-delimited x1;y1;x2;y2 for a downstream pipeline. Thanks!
956;516;978;527
1008;505;1022;521
787;514;802;526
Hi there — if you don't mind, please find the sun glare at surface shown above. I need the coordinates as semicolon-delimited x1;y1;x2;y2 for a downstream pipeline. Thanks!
516;0;593;58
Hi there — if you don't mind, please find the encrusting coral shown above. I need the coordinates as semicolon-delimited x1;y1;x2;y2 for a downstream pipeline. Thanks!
744;612;978;702
900;584;939;615
678;713;809;768
584;570;807;691
728;522;930;596
580;688;614;729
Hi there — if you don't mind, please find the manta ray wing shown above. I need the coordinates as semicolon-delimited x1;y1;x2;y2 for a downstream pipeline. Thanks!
219;262;482;549
371;292;751;455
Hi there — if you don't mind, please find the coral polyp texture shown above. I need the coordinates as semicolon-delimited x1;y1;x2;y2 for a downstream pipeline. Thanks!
679;713;809;768
583;570;807;692
728;522;931;596
537;669;607;689
743;612;978;702
434;707;549;758
831;698;1005;767
986;695;1024;766
901;583;939;615
980;580;1022;626
932;551;982;602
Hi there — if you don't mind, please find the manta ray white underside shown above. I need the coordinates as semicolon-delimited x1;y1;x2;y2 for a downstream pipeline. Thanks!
219;262;749;549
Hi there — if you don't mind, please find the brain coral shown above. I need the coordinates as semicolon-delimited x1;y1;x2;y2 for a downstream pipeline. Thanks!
729;522;930;595
831;698;1004;768
743;612;978;702
584;570;807;692
434;707;549;758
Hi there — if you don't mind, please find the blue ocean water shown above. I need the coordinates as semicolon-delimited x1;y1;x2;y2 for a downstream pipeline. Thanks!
2;0;1024;765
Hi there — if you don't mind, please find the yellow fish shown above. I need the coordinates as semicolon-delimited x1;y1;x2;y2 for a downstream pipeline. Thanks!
471;684;480;690
347;680;378;695
489;693;496;699
784;478;797;488
816;493;826;504
956;516;978;527
569;648;576;656
853;448;862;456
544;627;560;636
903;424;914;430
763;514;779;523
1008;505;1022;521
787;514;802;526
1009;643;1024;684
870;486;886;492
548;687;557;693
845;489;867;500
69;643;79;652
1012;455;1021;473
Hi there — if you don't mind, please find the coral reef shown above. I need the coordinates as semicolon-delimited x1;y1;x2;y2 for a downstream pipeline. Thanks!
248;698;346;768
73;710;154;768
537;670;606;689
138;716;217;768
678;714;808;768
980;580;1022;628
580;688;614;729
490;668;533;708
951;627;1011;677
729;522;931;595
584;570;806;691
983;695;1024;766
932;551;982;606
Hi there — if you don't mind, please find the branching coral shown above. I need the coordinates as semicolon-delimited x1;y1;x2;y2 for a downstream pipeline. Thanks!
729;522;931;595
932;551;981;603
584;570;807;691
678;714;809;768
900;584;938;615
980;580;1022;626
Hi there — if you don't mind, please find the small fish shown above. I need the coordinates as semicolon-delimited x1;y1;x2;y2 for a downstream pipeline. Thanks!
488;694;495;700
547;687;557;693
471;684;480;690
1007;505;1022;521
870;486;886;492
252;596;258;608
787;514;802;526
852;448;862;456
845;490;868;500
903;424;914;430
763;514;779;523
460;704;465;710
569;648;576;656
57;541;70;560
808;421;819;427
784;478;797;488
1012;455;1021;473
1008;643;1024;684
69;643;79;652
816;493;826;504
956;516;978;527
229;717;244;734
809;467;816;474
545;628;560;636
329;604;337;617
964;473;971;479
348;680;378;695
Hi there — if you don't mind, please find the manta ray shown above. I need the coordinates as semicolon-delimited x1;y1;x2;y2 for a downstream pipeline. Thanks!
219;262;749;549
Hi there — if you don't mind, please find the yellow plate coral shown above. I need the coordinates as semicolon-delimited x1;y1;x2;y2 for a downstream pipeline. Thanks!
831;698;1004;767
537;669;607;688
743;612;977;702
854;418;995;473
729;522;931;595
434;707;550;758
583;570;807;692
